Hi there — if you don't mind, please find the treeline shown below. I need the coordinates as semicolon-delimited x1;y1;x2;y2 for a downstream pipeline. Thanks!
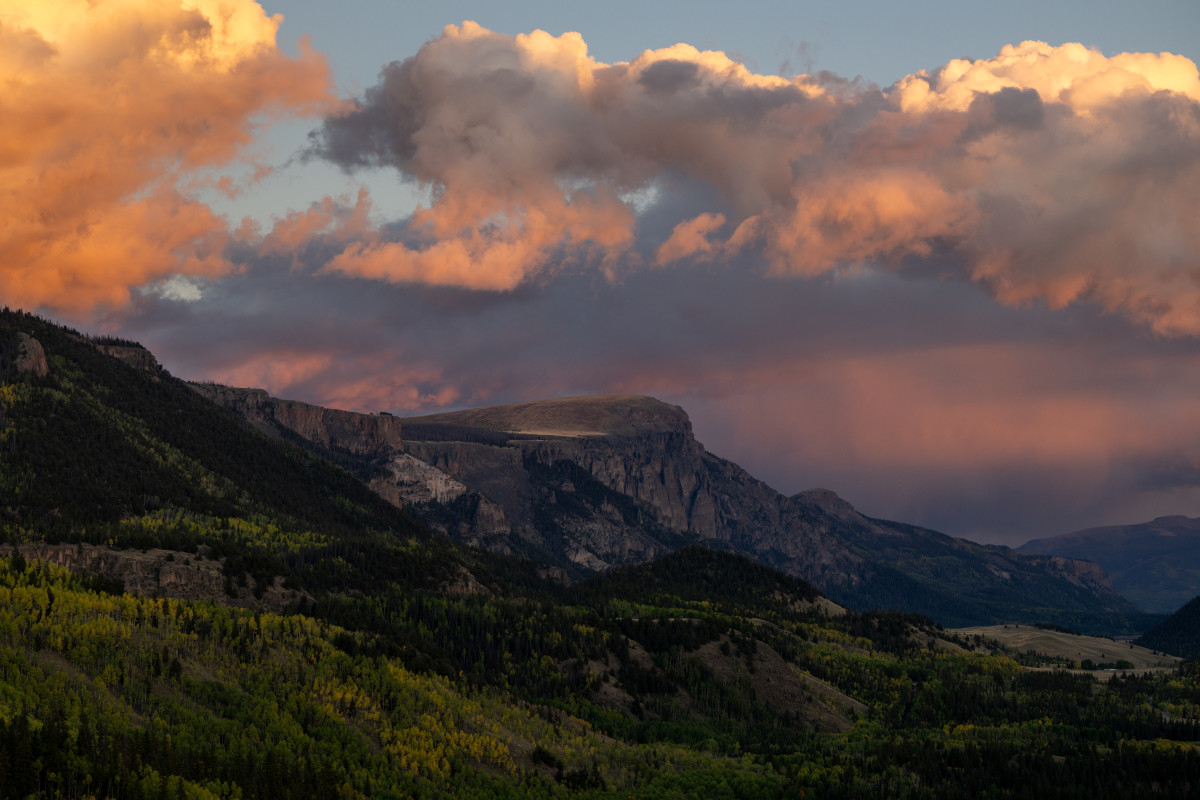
83;333;147;349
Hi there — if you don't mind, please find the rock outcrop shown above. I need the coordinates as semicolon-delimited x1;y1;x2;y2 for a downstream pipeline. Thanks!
15;332;49;377
96;344;161;373
368;453;514;551
4;543;304;612
190;383;403;459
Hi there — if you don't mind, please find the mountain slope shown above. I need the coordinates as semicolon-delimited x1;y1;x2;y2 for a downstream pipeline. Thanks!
1019;516;1200;613
11;306;1135;631
0;309;468;598
191;379;1144;631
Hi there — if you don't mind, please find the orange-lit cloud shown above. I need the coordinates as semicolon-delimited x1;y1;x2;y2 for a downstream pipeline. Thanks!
260;189;377;262
314;27;1200;333
655;213;726;266
0;0;336;313
323;183;635;290
205;346;461;416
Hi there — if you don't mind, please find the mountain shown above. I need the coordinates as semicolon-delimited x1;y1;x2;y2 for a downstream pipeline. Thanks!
1018;516;1200;613
0;309;477;601
397;397;1147;631
5;308;1200;798
198;383;1146;631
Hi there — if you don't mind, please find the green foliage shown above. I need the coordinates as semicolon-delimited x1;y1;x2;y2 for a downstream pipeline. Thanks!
571;546;821;613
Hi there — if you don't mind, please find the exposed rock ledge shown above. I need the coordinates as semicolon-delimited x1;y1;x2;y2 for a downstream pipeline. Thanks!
190;382;403;459
96;344;162;373
3;544;303;612
15;333;49;377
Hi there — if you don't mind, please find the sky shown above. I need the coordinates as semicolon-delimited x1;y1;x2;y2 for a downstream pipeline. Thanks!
3;0;1200;546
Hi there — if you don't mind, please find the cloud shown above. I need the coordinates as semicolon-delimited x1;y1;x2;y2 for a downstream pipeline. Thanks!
25;19;1200;545
0;0;337;314
655;213;726;265
312;26;1200;333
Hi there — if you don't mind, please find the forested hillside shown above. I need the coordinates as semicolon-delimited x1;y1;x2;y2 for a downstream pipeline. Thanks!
1138;595;1200;658
0;309;476;598
2;308;1200;799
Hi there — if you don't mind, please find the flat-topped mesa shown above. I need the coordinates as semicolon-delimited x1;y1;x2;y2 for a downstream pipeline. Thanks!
190;383;403;459
399;394;692;439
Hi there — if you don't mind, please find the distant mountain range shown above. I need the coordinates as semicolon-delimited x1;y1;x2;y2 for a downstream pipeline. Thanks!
195;383;1149;632
1019;517;1200;614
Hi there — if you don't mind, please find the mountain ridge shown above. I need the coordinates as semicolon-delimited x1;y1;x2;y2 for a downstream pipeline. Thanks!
189;382;404;460
194;382;1145;630
1019;516;1200;613
32;320;1142;631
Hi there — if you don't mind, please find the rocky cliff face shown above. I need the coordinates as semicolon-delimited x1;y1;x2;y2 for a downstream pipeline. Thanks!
96;344;162;373
368;452;515;552
15;333;49;377
190;383;403;459
488;430;865;586
392;397;1142;627
187;386;1139;627
400;397;856;576
401;435;689;575
4;543;303;612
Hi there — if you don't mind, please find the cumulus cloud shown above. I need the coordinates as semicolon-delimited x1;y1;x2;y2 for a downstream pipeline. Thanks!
312;25;1200;332
0;0;337;314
